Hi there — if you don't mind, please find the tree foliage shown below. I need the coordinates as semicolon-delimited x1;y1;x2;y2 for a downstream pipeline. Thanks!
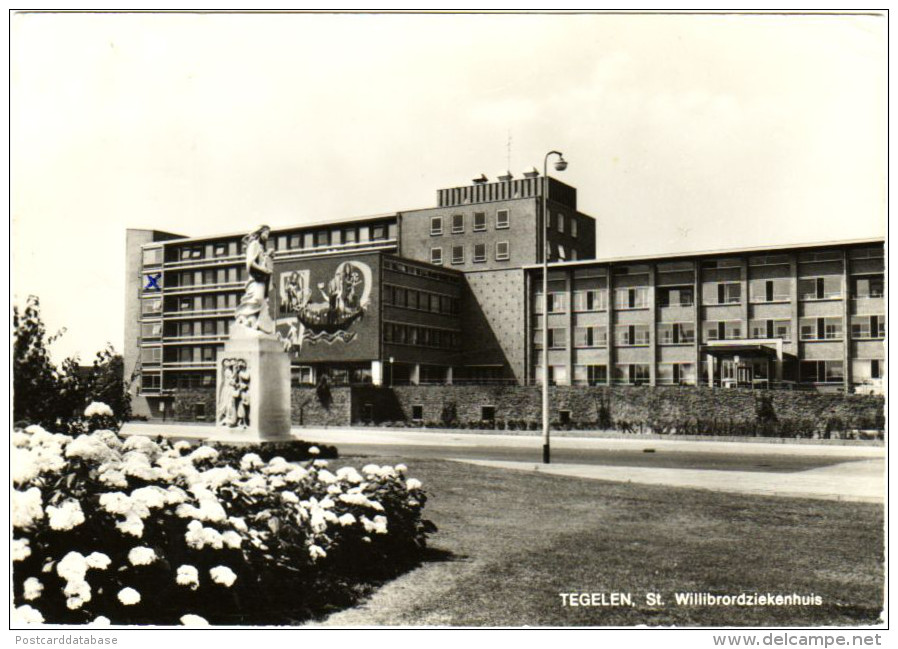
13;296;130;429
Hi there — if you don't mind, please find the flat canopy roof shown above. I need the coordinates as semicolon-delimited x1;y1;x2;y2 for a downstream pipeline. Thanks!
701;344;780;358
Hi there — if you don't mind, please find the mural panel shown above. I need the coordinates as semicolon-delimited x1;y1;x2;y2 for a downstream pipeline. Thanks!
273;253;381;362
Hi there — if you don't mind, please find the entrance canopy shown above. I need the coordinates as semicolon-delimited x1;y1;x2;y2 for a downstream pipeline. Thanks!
701;343;780;359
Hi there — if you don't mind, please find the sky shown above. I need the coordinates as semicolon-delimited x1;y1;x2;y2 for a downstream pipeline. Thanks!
11;11;887;363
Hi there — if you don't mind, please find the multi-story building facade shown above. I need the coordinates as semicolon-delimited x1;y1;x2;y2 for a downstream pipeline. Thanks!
125;172;884;422
125;173;596;418
525;239;885;393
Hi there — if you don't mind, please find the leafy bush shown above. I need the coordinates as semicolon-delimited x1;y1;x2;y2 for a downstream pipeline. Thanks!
14;297;131;431
209;440;338;464
12;418;436;626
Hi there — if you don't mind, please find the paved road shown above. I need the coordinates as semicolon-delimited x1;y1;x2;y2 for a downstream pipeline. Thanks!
122;422;883;474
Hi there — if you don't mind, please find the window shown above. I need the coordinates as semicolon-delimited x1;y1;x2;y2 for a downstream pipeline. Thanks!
799;250;842;263
615;324;650;346
141;322;162;339
142;248;162;266
849;246;884;260
574;325;607;348
480;406;496;421
851;315;885;339
496;210;510;229
473;243;486;263
371;224;386;241
749;278;791;303
140;347;161;364
548;328;566;349
315;230;329;247
190;247;203;259
658;286;694;307
343;228;357;244
800;317;843;341
452;214;464;233
431;247;443;265
614;287;649;309
451;246;465;265
658;363;696;385
852;275;884;299
799;276;842;300
658;322;695;345
614;364;650;385
140;374;161;391
473;212;486;231
496;241;509;261
750;320;791;339
547;293;567;313
716;282;742;304
571;219;578;237
142;298;162;315
557;213;565;233
573;289;608;311
749;254;790;266
430;217;443;236
801;360;844;384
178;321;194;337
292;366;314;386
411;405;424;420
705;321;741;341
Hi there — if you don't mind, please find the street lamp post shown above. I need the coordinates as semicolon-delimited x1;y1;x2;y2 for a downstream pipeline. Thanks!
542;150;568;464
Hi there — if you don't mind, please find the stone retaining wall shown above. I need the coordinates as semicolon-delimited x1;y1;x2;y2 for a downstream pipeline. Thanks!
170;384;884;433
382;385;885;429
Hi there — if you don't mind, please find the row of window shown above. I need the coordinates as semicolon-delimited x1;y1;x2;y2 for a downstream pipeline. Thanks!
431;241;509;265
536;359;881;386
383;259;461;284
383;285;461;315
431;210;510;236
532;274;883;313
154;293;241;315
277;223;394;251
535;319;841;348
383;323;460;349
157;222;397;265
163;266;246;290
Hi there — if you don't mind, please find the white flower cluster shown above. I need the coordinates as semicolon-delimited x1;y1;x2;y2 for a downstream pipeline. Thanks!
12;420;429;625
13;425;72;485
46;499;85;531
128;546;157;566
117;587;141;606
56;551;109;610
176;565;200;590
13;604;45;625
209;565;237;587
84;401;114;418
12;487;44;529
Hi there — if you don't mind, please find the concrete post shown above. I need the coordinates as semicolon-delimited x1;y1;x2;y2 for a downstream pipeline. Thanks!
371;360;383;387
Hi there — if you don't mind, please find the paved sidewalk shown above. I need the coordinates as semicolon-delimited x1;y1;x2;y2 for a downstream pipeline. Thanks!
452;458;886;503
121;422;885;458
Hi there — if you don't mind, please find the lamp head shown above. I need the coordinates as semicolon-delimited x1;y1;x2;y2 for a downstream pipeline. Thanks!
554;157;568;172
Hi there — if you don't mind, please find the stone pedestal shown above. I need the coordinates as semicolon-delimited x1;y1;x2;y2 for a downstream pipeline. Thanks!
215;325;292;440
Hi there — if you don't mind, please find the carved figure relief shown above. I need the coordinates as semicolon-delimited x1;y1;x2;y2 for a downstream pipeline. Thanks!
218;358;250;428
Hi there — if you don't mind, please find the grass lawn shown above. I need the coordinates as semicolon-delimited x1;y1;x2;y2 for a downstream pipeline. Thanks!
318;456;884;627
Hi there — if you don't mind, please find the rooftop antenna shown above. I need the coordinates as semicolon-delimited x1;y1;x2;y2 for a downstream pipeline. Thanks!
506;129;512;172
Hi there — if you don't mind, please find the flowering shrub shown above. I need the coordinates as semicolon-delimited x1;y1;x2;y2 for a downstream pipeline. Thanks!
12;423;436;625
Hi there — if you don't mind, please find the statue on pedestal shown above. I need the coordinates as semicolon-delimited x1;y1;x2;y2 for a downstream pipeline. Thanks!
235;225;275;335
216;225;292;439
